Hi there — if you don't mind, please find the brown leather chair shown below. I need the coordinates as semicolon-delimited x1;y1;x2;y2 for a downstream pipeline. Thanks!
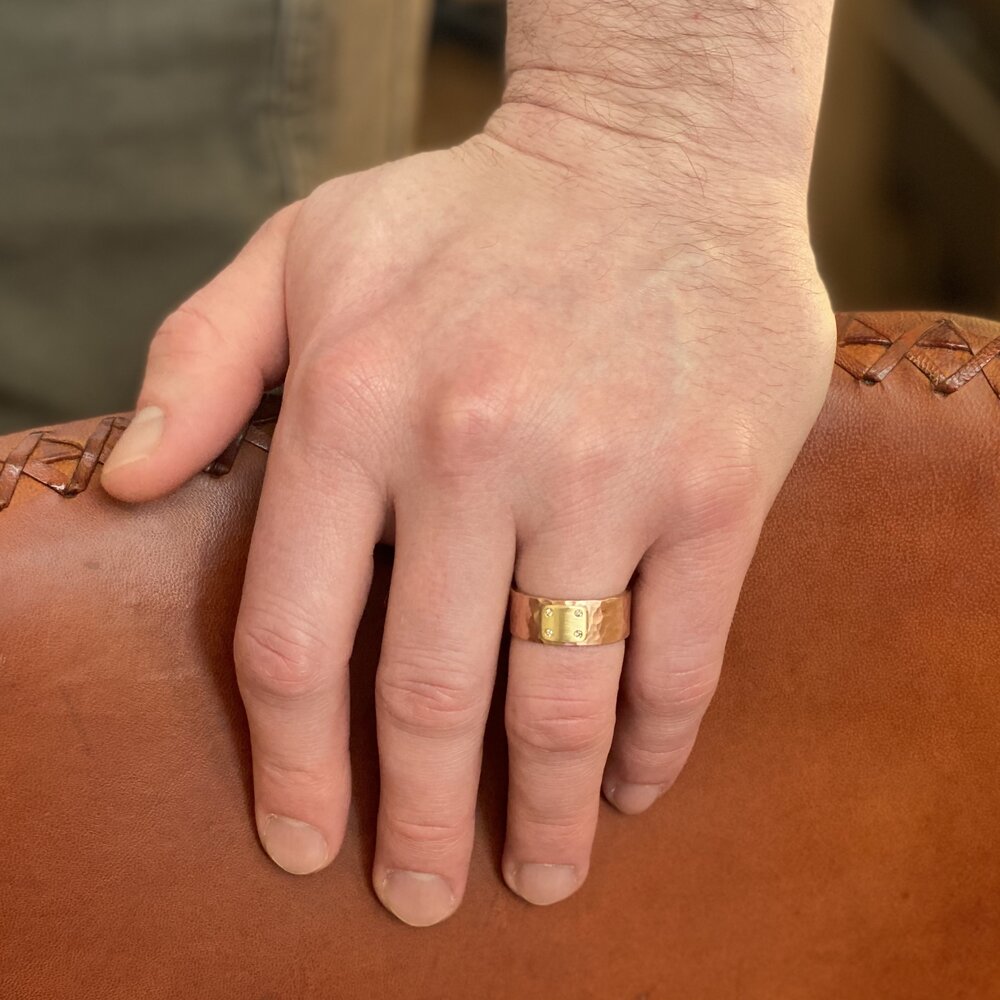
2;310;998;999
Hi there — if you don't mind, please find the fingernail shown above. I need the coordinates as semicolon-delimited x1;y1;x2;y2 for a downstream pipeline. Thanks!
260;814;329;875
511;863;578;906
606;781;664;815
379;870;456;927
103;406;164;475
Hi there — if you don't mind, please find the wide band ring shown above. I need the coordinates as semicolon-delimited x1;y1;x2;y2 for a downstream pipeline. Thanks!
508;588;632;646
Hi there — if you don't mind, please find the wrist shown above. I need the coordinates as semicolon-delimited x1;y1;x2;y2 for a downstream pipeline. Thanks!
481;97;816;240
490;1;834;199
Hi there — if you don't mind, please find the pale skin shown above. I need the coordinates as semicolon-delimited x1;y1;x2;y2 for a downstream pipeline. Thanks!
102;0;837;926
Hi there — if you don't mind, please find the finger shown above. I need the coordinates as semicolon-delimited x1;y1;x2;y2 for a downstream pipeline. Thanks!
602;523;760;815
502;525;643;907
372;485;515;926
233;372;386;876
101;202;301;502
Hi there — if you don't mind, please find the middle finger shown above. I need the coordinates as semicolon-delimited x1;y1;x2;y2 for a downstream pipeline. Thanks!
372;481;515;926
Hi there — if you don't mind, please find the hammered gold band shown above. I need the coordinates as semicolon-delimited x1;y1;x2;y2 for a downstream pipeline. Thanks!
508;588;632;646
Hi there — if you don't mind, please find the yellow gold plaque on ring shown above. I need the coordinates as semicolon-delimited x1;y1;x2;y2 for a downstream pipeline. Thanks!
508;589;632;646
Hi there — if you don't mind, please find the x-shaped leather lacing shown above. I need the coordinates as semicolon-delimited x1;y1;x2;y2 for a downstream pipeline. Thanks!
0;393;280;512
835;314;1000;396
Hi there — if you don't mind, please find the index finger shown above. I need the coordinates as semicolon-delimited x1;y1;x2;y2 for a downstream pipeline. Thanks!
233;370;386;874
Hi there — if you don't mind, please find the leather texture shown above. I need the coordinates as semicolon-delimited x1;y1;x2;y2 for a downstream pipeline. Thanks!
1;310;999;999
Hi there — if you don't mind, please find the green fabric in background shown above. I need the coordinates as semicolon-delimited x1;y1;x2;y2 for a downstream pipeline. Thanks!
0;0;302;431
0;0;433;432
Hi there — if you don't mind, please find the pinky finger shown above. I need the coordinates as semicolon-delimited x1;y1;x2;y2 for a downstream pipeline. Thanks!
602;525;760;815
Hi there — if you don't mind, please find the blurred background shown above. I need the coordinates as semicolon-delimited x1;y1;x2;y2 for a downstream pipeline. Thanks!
1;0;998;433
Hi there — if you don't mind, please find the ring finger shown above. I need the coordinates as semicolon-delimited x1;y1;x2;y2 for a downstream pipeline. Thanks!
502;524;645;906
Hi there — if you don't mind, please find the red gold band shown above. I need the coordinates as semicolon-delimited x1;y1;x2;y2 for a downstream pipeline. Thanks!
508;588;632;646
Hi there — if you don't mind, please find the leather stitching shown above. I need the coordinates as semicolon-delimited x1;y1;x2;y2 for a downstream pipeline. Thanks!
836;314;1000;395
0;394;280;512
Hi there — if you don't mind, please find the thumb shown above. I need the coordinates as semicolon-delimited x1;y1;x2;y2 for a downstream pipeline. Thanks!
101;201;301;503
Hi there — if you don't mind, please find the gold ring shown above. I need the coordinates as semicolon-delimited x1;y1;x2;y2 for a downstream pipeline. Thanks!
508;587;632;646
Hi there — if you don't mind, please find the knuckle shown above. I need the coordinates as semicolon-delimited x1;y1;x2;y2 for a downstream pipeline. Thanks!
286;346;390;477
507;692;614;757
376;661;484;737
382;811;467;857
420;378;518;476
618;668;717;775
532;429;628;527
292;344;387;436
561;430;620;489
234;614;330;701
148;298;225;366
515;807;594;843
630;666;719;725
674;438;765;535
296;353;371;424
256;752;334;794
618;737;696;784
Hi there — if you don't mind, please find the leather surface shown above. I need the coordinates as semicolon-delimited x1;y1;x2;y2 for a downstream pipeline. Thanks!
1;311;999;999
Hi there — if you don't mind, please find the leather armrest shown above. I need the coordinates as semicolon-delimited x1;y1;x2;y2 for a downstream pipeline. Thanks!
2;311;999;998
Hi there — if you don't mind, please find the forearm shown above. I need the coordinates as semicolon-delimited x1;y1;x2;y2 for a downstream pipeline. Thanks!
489;0;836;187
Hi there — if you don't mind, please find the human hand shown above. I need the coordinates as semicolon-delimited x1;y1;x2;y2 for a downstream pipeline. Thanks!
101;13;835;925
